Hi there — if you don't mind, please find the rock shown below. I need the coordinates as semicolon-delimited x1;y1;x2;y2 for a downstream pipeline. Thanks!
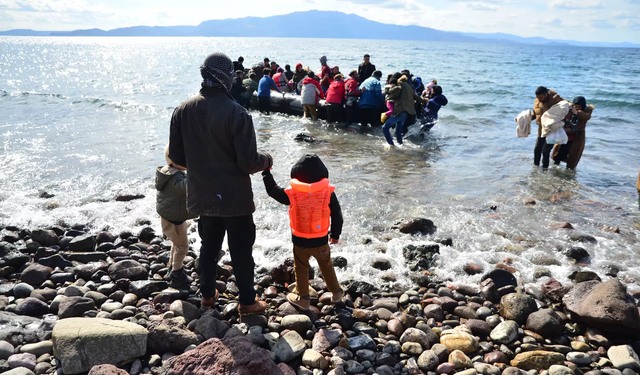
87;364;129;375
388;319;404;336
395;218;437;235
19;264;52;287
569;271;601;283
464;319;491;337
115;194;145;202
403;342;423;355
69;235;95;252
333;256;348;268
424;304;445;321
195;315;229;340
549;365;575;375
344;280;375;296
484;351;508;364
147;317;199;354
0;243;30;268
14;298;49;317
372;258;392;270
474;363;501;375
563;279;640;334
272;331;306;362
7;353;36;370
312;329;341;352
440;330;479;354
463;263;484;275
0;340;14;359
170;300;200;324
51;318;148;375
372;297;399;312
403;244;440;271
128;280;167;298
58;297;96;319
418;350;440;372
454;306;478;320
608;345;640;371
30;230;58;247
438;363;456;374
526;309;563;337
490;320;519;344
401;327;438;351
346;334;376;351
563;247;590;263
566;351;592;365
270;258;295;284
2;368;36;375
302;349;328;370
570;234;597;244
107;260;148;281
450;350;472;369
481;269;517;289
19;341;53;357
137;227;156;243
281;314;313;334
500;293;537;324
64;252;107;263
510;351;565;370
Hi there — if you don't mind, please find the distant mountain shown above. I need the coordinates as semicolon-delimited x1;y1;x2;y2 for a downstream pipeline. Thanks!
1;10;637;48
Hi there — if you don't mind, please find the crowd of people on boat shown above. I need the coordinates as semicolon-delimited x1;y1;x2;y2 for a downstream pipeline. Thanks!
230;54;448;146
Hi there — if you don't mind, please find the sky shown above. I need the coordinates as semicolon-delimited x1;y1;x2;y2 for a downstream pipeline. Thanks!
0;0;639;43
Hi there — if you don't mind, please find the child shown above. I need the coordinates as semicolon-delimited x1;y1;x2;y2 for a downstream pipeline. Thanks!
156;144;197;288
382;76;400;124
262;154;344;311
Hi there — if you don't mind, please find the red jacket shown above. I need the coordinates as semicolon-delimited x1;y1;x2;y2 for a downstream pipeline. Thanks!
301;77;324;105
326;80;345;105
345;78;362;96
320;64;331;87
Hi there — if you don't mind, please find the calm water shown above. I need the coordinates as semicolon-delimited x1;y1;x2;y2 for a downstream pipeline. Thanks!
1;37;639;291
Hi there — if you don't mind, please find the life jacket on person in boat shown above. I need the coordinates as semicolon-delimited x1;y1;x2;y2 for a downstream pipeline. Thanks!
284;178;335;239
273;72;287;91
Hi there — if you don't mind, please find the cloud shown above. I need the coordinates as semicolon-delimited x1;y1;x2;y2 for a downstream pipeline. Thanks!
467;2;498;11
589;19;616;28
0;0;20;9
549;0;603;9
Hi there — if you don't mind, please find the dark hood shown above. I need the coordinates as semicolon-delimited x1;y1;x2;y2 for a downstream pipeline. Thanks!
433;94;448;106
290;154;328;183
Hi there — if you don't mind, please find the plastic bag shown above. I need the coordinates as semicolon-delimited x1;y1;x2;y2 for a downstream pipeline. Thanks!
546;127;568;145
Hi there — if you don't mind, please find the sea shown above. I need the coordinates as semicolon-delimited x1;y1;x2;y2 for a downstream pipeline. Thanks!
1;37;639;292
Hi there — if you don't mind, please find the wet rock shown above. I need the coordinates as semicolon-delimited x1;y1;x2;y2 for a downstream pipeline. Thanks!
271;258;295;284
371;257;392;271
463;263;484;275
526;309;563;337
568;271;601;283
490;320;519;344
333;256;348;269
30;230;58;247
108;260;148;281
484;351;508;364
481;269;517;289
418;350;440;372
137;227;156;243
14;298;49;317
69;234;95;252
394;217;437;235
541;278;566;302
36;254;72;269
273;331;306;362
95;232;117;245
569;234;597;244
523;198;536;205
87;364;129;375
344;280;375;297
20;264;52;287
510;351;565;370
563;247;590;263
147;317;199;353
607;345;640;371
500;293;537;324
403;244;439;271
128;280;167;299
312;329;341;352
58;297;96;319
0;243;30;268
164;335;282;375
551;222;573;229
563;279;640;334
115;194;145;202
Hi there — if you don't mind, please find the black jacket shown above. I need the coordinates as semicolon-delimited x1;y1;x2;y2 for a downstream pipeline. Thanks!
358;62;376;83
230;77;244;101
262;155;343;248
169;87;272;217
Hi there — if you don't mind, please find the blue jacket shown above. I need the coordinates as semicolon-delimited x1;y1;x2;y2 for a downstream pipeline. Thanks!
258;76;281;97
358;77;384;109
423;94;448;122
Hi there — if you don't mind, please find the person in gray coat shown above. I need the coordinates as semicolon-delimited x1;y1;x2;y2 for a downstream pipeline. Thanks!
155;144;197;289
169;52;273;313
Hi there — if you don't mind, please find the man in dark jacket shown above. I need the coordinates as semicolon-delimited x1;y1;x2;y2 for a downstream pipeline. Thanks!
169;52;273;314
357;54;376;83
233;56;244;72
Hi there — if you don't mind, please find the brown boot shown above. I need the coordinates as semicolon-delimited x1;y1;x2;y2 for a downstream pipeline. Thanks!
287;293;310;311
330;288;344;304
239;300;267;315
201;290;219;309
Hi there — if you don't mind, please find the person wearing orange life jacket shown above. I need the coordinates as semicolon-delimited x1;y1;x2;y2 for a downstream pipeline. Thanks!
273;67;289;93
262;154;344;311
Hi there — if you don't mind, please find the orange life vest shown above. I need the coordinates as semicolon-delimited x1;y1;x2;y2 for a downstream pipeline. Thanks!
284;178;335;239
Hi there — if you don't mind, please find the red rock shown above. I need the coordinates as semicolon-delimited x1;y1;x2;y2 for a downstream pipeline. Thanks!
551;222;574;229
484;351;508;364
541;278;565;302
87;364;129;375
164;336;283;375
463;263;483;275
496;263;518;274
277;363;296;375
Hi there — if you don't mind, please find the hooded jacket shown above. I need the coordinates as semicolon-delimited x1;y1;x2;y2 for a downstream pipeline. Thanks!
326;79;346;105
359;76;384;109
301;77;324;105
155;166;197;222
169;87;272;217
345;78;362;107
393;76;424;116
533;89;564;137
262;154;343;248
292;64;307;87
423;94;448;123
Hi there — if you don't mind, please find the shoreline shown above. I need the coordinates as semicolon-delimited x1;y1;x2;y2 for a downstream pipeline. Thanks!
1;222;640;375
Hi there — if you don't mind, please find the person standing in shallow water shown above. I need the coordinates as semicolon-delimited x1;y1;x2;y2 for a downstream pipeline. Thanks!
358;54;376;83
552;96;594;170
532;86;564;168
169;52;273;314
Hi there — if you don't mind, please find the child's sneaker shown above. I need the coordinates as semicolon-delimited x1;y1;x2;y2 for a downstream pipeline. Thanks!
330;288;344;304
287;293;310;311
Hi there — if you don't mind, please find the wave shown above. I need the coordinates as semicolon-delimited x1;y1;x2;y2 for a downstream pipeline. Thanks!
2;91;67;99
588;98;640;110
